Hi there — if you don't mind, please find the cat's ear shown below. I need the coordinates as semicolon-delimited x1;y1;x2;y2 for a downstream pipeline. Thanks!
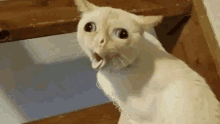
74;0;99;13
134;15;163;29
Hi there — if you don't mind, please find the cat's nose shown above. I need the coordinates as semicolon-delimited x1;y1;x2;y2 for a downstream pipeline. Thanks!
100;39;104;44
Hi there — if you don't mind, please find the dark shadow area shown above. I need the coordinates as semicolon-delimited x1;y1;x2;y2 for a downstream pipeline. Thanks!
155;14;191;53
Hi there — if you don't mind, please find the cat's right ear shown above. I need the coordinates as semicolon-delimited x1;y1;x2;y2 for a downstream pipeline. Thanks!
74;0;99;13
133;15;163;29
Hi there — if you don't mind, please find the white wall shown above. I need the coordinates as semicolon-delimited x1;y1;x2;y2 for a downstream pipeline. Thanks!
203;0;220;48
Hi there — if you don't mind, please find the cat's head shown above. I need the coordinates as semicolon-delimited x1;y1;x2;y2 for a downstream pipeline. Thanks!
75;0;162;71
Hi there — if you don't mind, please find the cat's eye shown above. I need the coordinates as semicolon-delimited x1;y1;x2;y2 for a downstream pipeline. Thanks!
115;29;128;39
84;22;96;32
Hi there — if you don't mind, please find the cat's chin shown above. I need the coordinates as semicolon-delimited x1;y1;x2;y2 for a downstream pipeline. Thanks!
90;51;138;71
97;57;138;72
92;59;106;69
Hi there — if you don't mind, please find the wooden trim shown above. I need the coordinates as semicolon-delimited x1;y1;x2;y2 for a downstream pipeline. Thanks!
0;0;192;43
192;0;220;76
171;14;220;100
25;102;120;124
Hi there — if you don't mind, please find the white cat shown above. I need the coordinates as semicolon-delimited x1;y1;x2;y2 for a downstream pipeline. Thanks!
74;0;220;124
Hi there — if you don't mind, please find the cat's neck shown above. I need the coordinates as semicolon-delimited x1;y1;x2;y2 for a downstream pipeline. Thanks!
97;36;184;106
97;38;173;104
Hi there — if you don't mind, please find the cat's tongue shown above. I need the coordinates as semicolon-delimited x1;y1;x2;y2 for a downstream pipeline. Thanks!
92;59;105;69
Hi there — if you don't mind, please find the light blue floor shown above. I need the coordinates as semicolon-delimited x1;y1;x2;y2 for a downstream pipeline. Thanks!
8;58;109;120
0;33;109;122
0;29;159;122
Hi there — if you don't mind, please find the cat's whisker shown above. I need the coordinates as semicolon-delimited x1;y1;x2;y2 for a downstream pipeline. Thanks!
110;54;116;66
74;50;84;58
119;53;131;64
119;58;126;66
79;50;84;54
113;57;120;71
112;58;117;67
69;44;80;47
71;42;80;45
110;54;119;71
128;44;139;49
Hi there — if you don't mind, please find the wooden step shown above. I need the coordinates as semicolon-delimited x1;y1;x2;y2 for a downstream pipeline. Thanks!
25;102;120;124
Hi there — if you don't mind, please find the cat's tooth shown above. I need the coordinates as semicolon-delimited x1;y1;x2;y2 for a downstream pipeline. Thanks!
92;60;103;69
99;60;106;68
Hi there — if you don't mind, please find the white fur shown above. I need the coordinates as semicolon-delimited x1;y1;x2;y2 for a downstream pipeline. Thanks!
74;0;220;123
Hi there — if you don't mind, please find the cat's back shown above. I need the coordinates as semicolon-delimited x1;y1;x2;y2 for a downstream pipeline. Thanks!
153;57;220;124
159;76;220;124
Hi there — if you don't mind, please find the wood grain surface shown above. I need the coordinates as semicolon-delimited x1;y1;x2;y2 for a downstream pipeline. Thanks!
172;5;220;101
192;0;220;77
0;0;192;43
4;0;220;124
25;102;120;124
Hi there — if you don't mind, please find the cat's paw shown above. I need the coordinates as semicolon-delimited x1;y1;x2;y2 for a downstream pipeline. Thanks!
118;113;132;124
118;114;127;124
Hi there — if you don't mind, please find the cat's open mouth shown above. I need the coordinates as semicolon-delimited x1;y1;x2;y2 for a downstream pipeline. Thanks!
92;53;106;69
91;52;130;70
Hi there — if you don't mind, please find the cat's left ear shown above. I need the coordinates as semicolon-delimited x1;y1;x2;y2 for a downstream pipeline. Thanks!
134;15;163;29
74;0;99;13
